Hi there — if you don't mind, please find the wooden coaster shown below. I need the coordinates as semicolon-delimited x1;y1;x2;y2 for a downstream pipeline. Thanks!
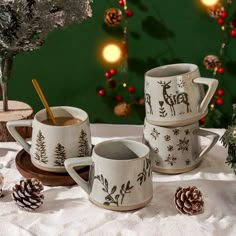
15;149;89;186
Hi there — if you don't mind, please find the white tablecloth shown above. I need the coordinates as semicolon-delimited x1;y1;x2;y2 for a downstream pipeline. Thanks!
0;124;236;236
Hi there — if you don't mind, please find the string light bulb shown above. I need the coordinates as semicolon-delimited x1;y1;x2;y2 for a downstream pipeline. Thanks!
201;0;219;6
102;43;122;63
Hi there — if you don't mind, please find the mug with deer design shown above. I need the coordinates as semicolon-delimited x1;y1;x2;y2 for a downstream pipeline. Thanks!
143;118;219;174
144;63;218;126
7;106;92;173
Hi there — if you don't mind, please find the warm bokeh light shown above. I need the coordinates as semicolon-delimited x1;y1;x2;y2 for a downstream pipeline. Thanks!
102;44;122;63
201;0;219;6
123;83;127;87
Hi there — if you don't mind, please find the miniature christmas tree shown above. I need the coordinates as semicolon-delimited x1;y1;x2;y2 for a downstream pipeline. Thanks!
221;104;236;174
34;130;48;164
54;143;66;166
0;0;92;111
78;129;90;157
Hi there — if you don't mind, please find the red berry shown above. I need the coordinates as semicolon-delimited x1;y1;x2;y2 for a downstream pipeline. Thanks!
218;67;225;74
126;9;134;17
98;89;106;96
109;68;117;76
230;29;236;38
217;89;224;96
104;72;111;78
118;0;124;6
220;11;228;18
217;17;224;25
116;95;123;102
199;117;206;124
128;86;135;93
216;98;224;106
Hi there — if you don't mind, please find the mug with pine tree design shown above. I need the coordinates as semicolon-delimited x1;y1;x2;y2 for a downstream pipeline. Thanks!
7;106;92;172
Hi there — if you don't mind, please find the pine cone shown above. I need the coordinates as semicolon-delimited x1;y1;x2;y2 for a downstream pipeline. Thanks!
207;3;224;18
104;8;122;27
203;55;221;70
174;186;204;215
12;178;44;211
114;102;131;117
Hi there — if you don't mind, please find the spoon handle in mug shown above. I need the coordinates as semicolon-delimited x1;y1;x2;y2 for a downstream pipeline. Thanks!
193;77;218;113
7;120;33;154
64;157;93;194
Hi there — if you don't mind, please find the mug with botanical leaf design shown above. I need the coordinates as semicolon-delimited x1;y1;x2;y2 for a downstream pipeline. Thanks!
145;63;218;126
7;106;92;173
143;119;219;174
64;139;153;211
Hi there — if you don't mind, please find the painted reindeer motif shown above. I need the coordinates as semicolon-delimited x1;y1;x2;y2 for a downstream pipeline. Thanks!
157;81;191;116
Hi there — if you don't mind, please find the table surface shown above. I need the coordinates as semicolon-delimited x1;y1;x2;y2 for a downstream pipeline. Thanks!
0;124;236;236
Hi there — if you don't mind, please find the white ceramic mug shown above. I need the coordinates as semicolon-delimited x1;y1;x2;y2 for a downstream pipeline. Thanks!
145;63;218;126
64;139;153;211
143;119;219;174
7;106;92;173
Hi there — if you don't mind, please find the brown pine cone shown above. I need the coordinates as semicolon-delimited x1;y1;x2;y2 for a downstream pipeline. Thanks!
174;186;204;215
12;178;44;211
114;102;131;117
203;55;221;70
104;8;122;27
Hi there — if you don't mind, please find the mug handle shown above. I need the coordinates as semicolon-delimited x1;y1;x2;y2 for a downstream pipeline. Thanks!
64;157;93;194
193;77;218;113
193;129;219;161
7;120;33;154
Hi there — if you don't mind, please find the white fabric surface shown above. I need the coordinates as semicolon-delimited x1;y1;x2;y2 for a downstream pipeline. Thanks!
0;124;236;236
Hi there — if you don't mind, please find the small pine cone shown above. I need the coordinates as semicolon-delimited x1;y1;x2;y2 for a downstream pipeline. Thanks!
203;55;221;70
174;186;204;215
207;3;225;18
114;102;131;117
104;8;122;27
12;178;44;211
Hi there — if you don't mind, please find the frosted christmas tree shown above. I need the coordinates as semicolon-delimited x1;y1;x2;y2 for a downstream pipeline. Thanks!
0;0;92;111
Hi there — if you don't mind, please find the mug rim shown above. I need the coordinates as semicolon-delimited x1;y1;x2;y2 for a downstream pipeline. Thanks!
145;63;198;79
34;106;89;127
93;139;150;162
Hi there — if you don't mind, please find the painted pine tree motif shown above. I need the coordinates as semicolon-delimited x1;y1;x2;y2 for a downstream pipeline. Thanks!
34;130;48;164
54;143;66;166
78;129;89;157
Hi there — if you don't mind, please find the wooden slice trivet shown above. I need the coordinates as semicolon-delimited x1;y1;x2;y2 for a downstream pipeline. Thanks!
0;100;34;142
15;149;89;186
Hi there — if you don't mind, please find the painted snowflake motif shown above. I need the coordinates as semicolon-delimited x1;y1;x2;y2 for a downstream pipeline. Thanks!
167;145;174;152
172;129;180;135
185;129;190;135
177;137;190;152
155;160;161;166
165;154;177;166
164;135;171;141
154;147;159;153
151;128;160;140
185;159;191;165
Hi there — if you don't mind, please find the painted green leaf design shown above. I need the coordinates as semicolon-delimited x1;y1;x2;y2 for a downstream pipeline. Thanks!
110;186;117;194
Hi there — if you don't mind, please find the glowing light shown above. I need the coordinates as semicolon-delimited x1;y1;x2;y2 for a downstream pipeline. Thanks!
123;83;127;87
221;26;225;31
102;44;122;63
201;0;219;6
210;104;215;110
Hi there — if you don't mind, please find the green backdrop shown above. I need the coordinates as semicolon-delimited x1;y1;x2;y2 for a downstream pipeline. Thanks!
8;0;236;127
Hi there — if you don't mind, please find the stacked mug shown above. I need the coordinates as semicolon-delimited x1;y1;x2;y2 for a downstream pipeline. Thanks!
143;63;220;174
